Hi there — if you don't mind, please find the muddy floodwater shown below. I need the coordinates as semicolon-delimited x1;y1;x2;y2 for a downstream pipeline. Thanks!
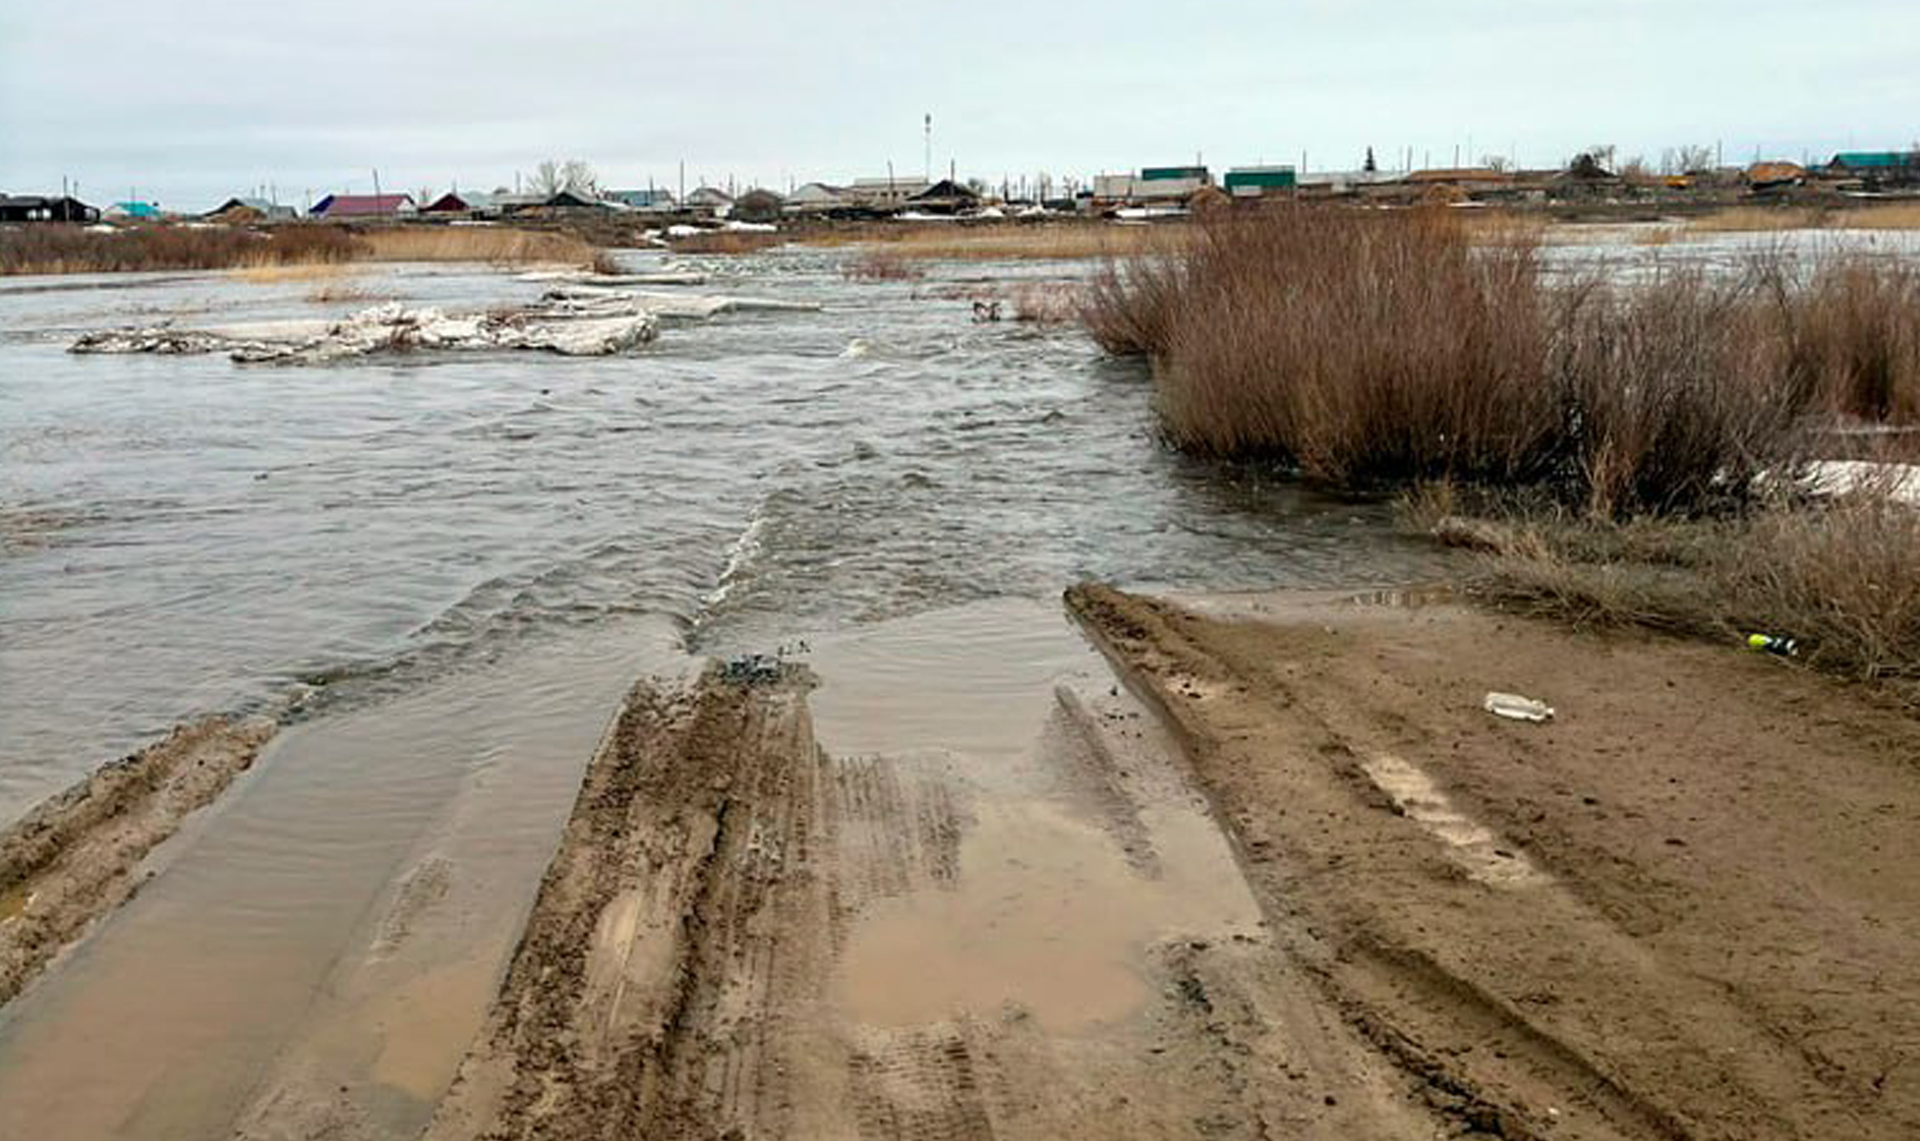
0;251;1434;820
0;248;1440;1139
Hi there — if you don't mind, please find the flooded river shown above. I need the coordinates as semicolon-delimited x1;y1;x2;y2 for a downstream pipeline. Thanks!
0;247;1444;1139
0;249;1434;822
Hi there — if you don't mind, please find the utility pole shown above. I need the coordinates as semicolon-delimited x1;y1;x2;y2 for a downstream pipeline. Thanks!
924;113;932;183
372;168;382;204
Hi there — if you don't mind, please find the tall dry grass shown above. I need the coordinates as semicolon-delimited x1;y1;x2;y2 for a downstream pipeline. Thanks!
803;222;1173;261
0;224;360;275
1086;206;1920;515
1763;258;1920;423
1691;201;1920;232
0;223;606;276
356;227;598;265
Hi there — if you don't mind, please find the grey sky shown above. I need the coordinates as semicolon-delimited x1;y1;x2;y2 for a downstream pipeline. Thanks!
3;0;1915;210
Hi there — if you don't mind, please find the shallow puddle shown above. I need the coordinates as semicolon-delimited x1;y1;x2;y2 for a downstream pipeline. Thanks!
811;599;1262;1036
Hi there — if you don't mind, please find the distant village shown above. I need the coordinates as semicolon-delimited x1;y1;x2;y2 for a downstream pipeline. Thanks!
5;147;1919;228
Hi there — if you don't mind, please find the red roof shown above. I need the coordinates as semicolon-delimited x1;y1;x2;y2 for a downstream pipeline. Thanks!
315;193;412;217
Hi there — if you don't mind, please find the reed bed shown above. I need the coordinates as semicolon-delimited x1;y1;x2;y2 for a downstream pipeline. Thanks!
0;223;605;276
1691;201;1920;232
669;230;784;255
803;221;1174;261
1085;206;1920;515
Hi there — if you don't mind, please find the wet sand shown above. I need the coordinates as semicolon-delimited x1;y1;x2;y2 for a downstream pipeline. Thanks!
1067;584;1920;1139
0;716;274;1005
0;618;680;1141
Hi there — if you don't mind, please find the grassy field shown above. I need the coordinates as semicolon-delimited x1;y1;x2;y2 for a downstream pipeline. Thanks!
0;224;607;276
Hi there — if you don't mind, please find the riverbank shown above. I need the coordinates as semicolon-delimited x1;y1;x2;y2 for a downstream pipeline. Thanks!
1067;583;1920;1139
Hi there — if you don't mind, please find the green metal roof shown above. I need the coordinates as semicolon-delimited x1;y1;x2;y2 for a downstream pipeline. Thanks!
1831;152;1913;169
1224;169;1297;189
1140;165;1208;181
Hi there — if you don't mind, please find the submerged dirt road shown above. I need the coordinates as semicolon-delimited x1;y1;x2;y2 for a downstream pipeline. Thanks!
1067;585;1920;1141
424;604;1444;1140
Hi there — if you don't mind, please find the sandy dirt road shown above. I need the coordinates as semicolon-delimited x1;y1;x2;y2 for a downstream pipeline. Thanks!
424;603;1445;1140
1066;584;1920;1141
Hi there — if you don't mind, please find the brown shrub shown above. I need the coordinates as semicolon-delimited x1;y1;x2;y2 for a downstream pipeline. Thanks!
1768;258;1920;423
1085;205;1920;516
1549;272;1800;515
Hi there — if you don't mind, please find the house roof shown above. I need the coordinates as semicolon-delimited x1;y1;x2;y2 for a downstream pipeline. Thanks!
1407;168;1513;183
313;193;414;216
606;188;675;207
685;186;734;203
1831;152;1913;169
1747;162;1807;184
910;178;978;201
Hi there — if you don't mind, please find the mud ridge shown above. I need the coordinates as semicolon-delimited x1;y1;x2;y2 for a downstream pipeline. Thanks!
0;715;276;1006
421;664;827;1141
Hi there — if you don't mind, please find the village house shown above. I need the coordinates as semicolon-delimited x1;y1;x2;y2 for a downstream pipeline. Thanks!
604;188;677;213
1092;166;1212;209
847;177;930;211
206;196;297;223
105;201;163;221
682;186;735;217
1823;151;1919;187
731;189;786;223
783;182;851;215
904;178;979;215
1222;166;1297;198
0;194;100;223
310;193;416;220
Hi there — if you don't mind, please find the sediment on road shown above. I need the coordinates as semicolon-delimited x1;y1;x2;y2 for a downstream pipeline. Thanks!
422;639;1448;1140
0;715;276;1006
1066;583;1920;1140
421;664;832;1140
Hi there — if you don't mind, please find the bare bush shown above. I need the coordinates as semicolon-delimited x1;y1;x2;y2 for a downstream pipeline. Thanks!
1083;205;1920;516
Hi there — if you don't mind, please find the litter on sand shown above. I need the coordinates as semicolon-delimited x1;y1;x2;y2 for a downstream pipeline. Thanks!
1484;692;1555;722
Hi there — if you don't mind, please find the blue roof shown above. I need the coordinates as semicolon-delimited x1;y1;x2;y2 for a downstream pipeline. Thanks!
1831;152;1912;169
111;201;161;217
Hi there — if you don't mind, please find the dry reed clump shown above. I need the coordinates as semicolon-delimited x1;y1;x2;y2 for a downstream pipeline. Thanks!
1462;484;1920;696
1549;272;1799;516
1765;258;1920;423
1692;202;1920;233
842;248;925;281
670;230;783;255
355;227;597;265
1092;207;1565;488
0;224;362;275
1008;281;1084;323
0;223;611;276
800;221;1171;261
1085;205;1920;516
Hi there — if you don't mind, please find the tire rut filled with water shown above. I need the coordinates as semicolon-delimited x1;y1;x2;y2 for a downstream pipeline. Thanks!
424;603;1441;1140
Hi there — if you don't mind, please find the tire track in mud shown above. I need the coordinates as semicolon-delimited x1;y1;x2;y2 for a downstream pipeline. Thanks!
423;614;1444;1141
1063;582;1893;1141
0;716;276;1007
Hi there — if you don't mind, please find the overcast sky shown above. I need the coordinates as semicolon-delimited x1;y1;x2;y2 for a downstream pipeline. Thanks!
3;0;1915;210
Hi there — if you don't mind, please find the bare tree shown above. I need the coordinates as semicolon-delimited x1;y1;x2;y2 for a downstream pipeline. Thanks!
1661;145;1716;175
529;159;600;198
